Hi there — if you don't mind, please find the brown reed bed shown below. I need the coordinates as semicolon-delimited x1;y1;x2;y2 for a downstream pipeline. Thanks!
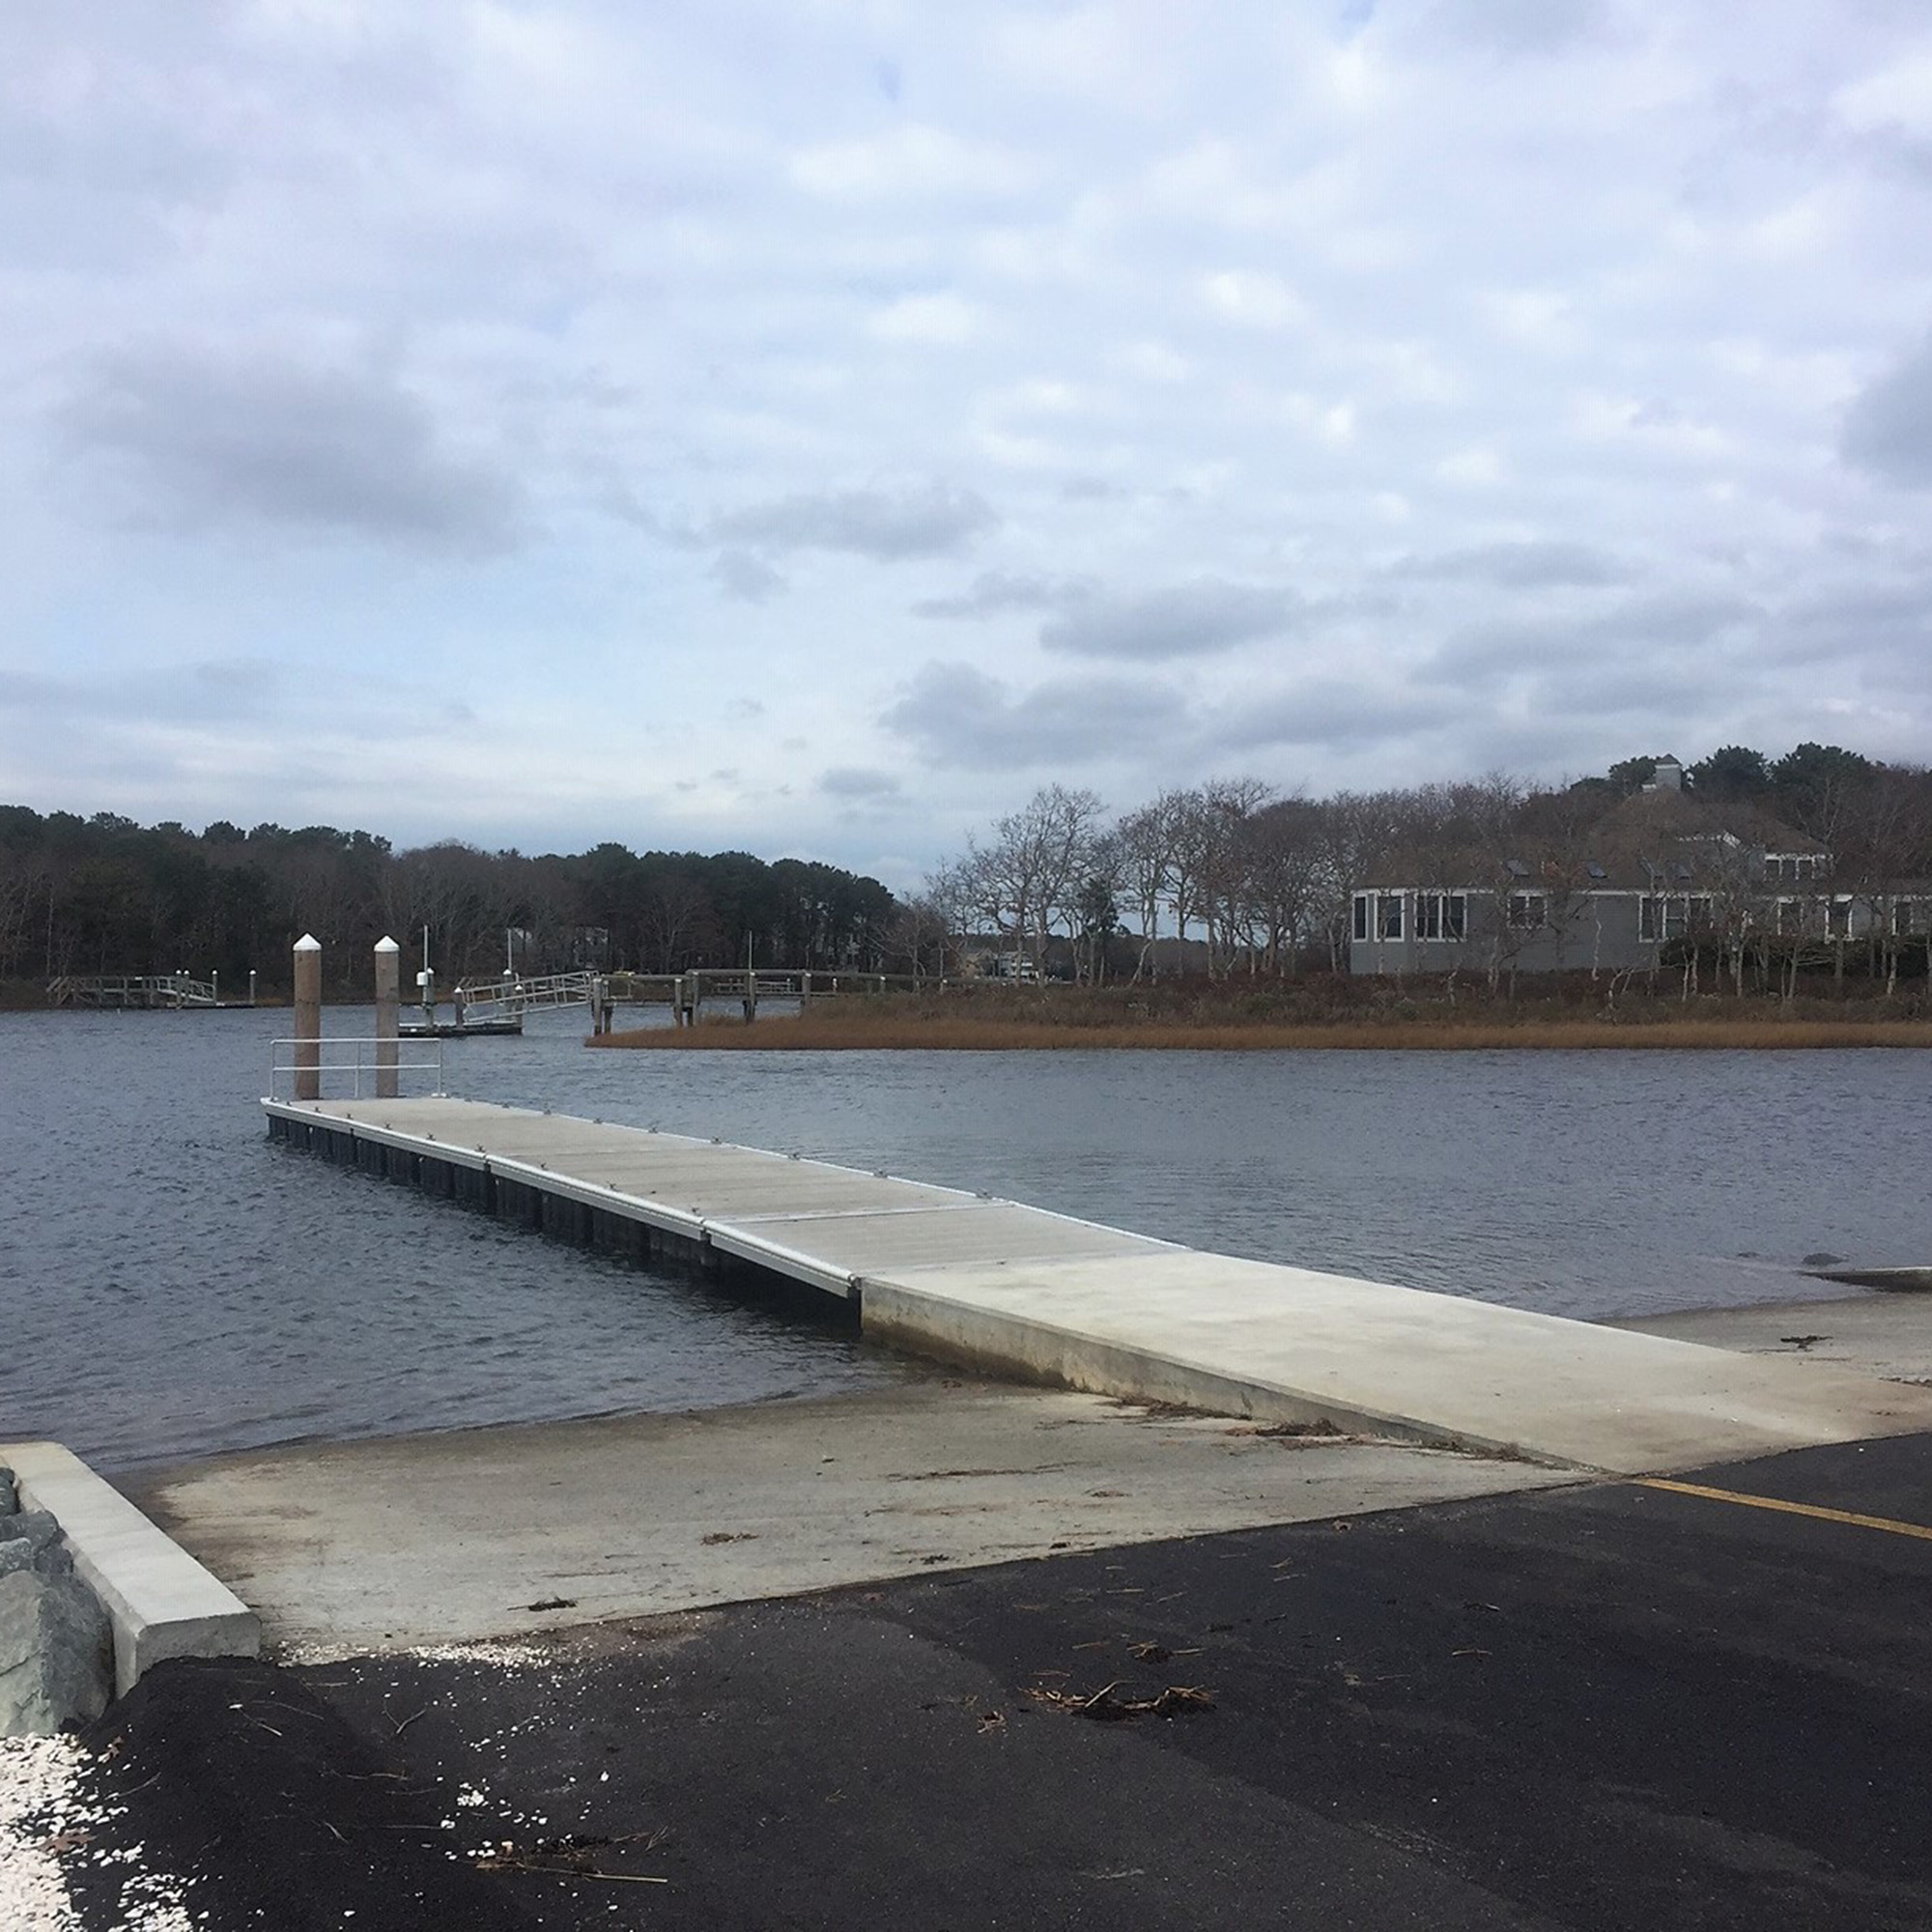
589;1010;1932;1052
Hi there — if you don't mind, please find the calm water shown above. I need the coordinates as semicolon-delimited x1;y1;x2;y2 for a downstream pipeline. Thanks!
3;1008;1925;1472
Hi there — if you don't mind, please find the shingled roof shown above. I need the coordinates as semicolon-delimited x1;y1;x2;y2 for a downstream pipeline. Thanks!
1362;788;1827;893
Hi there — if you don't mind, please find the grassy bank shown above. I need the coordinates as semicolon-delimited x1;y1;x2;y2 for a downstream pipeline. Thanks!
589;979;1932;1052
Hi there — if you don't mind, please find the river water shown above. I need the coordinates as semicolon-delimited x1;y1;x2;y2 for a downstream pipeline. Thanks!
3;1007;1924;1472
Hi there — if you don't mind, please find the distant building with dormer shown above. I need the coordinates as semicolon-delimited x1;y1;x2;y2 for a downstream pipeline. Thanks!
1348;759;1928;978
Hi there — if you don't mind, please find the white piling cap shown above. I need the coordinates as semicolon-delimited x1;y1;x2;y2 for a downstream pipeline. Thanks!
294;933;321;952
374;935;400;953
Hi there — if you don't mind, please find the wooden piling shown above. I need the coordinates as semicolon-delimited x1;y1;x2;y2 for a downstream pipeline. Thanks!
374;936;400;1097
293;935;322;1101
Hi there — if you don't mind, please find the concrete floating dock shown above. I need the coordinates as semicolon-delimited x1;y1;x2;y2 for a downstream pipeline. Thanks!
265;1095;1932;1475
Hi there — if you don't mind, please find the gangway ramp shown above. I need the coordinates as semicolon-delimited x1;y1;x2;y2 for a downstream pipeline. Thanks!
263;1095;1932;1475
451;969;593;1019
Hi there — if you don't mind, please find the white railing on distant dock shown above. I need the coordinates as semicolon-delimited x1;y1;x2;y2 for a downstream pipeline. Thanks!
451;969;594;1017
49;973;221;1009
268;1037;446;1101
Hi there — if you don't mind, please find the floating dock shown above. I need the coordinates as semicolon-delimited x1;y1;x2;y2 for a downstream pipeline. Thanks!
396;1015;524;1039
264;1095;1932;1475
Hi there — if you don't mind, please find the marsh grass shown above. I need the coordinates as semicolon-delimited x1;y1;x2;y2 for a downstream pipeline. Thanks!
589;980;1932;1052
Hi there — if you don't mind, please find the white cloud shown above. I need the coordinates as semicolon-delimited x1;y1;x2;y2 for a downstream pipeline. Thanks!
866;292;979;345
1834;47;1932;136
1436;444;1507;488
0;1;1924;865
789;124;1038;201
1113;340;1193;383
1483;289;1582;353
1201;270;1309;330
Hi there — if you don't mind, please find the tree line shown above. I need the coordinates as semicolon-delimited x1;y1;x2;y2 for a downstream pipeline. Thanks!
8;741;1925;999
0;809;898;993
911;743;1932;985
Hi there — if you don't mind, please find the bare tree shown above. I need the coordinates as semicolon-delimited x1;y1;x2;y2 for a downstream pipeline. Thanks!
1511;783;1610;978
0;850;44;980
384;842;511;980
1837;764;1932;998
1317;791;1407;972
1116;799;1172;980
1195;778;1274;978
1237;797;1324;977
1441;774;1541;995
1158;788;1211;971
974;784;1108;975
639;867;720;973
921;861;979;978
885;893;957;980
1070;830;1126;983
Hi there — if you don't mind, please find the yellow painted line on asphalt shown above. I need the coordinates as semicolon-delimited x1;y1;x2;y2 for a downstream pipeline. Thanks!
1636;1478;1932;1544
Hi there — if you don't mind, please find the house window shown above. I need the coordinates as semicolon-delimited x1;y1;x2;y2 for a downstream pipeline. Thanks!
1412;892;1467;941
1507;893;1545;929
1894;899;1925;937
1828;897;1852;937
1640;897;1688;942
1352;895;1370;943
1378;894;1406;941
1688;895;1714;929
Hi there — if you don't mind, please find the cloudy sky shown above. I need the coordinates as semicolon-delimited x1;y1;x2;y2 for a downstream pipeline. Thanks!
4;1;1930;884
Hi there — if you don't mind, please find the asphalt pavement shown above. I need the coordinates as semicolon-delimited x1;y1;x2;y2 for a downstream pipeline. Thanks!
58;1428;1932;1931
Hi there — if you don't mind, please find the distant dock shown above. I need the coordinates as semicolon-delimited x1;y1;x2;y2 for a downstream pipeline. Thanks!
49;973;252;1009
396;1014;524;1040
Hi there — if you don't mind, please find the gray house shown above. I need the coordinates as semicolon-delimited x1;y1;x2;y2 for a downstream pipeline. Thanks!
1347;763;1917;979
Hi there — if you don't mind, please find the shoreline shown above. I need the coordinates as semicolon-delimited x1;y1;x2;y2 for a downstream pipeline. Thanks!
119;1282;1932;1512
142;1271;1932;1661
590;1012;1932;1051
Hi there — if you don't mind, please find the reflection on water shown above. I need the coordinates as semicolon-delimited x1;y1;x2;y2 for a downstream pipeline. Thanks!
3;1006;1920;1470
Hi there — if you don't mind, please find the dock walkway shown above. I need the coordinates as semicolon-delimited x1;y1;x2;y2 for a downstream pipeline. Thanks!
265;1095;1932;1474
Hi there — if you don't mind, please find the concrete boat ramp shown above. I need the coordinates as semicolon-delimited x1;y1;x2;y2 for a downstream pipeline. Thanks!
133;1384;1585;1659
265;1094;1932;1476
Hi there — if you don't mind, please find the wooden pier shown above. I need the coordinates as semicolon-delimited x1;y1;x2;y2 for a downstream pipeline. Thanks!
263;1095;1932;1475
49;973;229;1009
